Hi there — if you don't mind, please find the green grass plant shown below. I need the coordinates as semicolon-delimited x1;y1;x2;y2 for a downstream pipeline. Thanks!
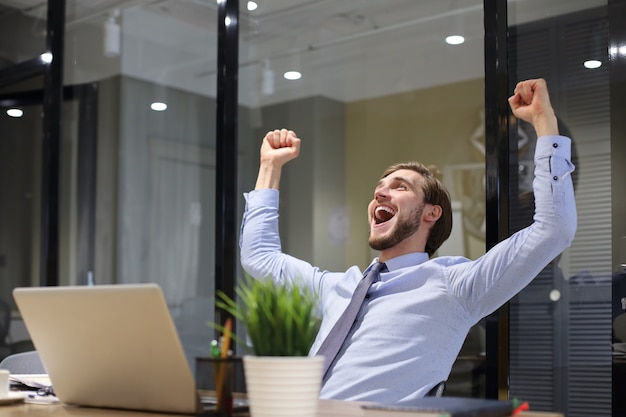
215;276;320;356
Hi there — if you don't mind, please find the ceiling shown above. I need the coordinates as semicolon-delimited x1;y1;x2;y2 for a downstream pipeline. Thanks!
0;0;606;106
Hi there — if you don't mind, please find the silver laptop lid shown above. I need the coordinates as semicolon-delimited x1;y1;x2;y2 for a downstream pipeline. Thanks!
13;284;200;414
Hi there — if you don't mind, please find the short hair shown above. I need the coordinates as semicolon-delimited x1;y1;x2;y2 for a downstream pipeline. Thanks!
380;161;453;257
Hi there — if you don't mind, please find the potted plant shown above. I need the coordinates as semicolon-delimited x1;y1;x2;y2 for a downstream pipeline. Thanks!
215;275;323;417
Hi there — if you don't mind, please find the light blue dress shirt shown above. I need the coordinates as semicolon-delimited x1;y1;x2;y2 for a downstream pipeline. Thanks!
239;135;577;404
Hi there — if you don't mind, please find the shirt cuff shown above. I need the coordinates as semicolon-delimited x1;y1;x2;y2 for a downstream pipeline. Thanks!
244;188;280;209
535;135;571;161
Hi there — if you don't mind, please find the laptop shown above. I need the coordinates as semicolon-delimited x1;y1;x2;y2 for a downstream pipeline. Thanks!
13;283;231;414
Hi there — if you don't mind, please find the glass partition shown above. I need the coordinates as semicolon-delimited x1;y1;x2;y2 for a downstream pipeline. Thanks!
3;3;622;409
0;4;49;315
1;0;488;393
0;3;47;74
238;0;487;397
79;0;494;389
507;1;615;415
0;101;42;300
65;2;221;371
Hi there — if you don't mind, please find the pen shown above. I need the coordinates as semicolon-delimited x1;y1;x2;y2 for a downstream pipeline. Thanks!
220;318;232;359
512;398;529;415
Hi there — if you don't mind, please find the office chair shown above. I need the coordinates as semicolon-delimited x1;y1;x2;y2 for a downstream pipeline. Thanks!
0;299;10;355
0;350;46;374
0;299;36;363
426;380;446;397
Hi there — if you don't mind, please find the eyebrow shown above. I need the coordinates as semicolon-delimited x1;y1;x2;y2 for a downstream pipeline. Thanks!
377;175;416;189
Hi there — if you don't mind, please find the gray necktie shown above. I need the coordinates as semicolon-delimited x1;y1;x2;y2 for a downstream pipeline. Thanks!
317;262;386;378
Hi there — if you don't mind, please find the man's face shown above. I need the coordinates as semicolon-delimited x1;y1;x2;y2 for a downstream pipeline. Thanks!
367;169;425;250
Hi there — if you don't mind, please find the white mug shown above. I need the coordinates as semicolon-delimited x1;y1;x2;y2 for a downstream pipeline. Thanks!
0;369;9;398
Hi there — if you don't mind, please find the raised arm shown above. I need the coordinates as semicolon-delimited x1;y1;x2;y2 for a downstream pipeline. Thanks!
508;78;559;137
255;128;301;190
241;128;320;291
449;79;576;321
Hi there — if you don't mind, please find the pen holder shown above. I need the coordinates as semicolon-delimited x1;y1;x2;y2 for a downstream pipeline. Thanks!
198;357;242;417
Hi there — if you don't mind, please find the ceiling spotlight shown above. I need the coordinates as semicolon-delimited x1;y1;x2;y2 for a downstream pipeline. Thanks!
7;108;23;118
583;59;602;69
445;35;465;45
284;71;302;80
247;1;258;11
103;9;121;57
40;52;53;63
151;102;167;112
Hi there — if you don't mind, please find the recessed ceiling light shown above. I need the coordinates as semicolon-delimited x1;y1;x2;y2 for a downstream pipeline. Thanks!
284;71;302;80
7;108;23;118
151;102;167;111
583;59;602;69
40;52;53;63
445;35;465;45
609;46;624;57
247;1;258;11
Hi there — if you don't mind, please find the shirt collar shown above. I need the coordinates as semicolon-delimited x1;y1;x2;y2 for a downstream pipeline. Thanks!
373;252;429;273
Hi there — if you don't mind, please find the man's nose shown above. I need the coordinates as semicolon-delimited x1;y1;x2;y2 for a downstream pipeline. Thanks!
375;186;389;199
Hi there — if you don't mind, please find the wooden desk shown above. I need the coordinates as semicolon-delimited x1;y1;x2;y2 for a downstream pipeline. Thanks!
0;400;563;417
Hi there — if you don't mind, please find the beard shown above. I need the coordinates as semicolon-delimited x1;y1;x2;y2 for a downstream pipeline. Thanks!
368;204;424;251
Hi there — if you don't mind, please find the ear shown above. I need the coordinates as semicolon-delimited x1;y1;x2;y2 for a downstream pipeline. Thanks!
422;204;443;225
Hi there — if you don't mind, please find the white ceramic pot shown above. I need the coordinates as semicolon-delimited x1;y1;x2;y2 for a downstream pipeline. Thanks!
243;355;324;417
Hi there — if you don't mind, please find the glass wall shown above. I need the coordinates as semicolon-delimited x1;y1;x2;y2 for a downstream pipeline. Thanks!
237;0;488;397
506;1;624;416
85;3;222;371
0;101;42;298
0;4;48;357
1;1;623;411
0;0;492;391
0;4;46;75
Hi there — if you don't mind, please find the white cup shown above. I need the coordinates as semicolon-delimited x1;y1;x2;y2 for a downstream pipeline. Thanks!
0;369;9;398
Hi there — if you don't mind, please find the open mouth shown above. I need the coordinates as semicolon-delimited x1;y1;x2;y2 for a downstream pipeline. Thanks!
374;205;396;224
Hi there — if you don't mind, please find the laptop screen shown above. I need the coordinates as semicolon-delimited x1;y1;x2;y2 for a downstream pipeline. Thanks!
13;284;201;414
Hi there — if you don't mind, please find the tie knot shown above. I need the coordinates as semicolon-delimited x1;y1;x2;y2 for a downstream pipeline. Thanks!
364;262;387;282
371;262;387;274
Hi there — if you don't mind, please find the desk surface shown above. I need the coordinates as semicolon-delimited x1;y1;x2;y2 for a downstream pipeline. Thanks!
0;400;563;417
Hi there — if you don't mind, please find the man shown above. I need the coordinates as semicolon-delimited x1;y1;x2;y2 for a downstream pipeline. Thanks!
239;79;576;404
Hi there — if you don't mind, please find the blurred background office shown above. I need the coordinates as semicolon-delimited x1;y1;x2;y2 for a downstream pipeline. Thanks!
0;1;624;416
